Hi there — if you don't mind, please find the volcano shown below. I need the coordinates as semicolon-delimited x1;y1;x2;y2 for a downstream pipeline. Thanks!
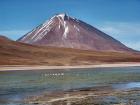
18;13;133;52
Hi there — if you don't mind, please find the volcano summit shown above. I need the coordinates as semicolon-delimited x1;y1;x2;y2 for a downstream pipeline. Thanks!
18;13;133;52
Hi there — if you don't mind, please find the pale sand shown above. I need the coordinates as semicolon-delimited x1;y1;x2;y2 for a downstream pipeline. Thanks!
0;63;140;71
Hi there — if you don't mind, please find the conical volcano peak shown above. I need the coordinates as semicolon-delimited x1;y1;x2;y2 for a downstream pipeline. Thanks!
18;13;134;52
57;13;67;17
56;13;69;20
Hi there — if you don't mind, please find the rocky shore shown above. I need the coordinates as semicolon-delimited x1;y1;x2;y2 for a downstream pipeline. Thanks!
24;86;140;105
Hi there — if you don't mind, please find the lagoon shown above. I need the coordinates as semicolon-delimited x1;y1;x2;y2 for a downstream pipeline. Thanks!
0;67;140;105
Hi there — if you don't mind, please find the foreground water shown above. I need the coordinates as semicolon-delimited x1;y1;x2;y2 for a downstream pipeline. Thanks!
0;67;140;105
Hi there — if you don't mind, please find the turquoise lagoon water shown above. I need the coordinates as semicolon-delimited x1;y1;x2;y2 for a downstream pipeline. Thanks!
0;67;140;105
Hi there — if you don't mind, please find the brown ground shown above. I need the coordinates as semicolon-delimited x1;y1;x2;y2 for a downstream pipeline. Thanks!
25;86;140;105
0;36;140;66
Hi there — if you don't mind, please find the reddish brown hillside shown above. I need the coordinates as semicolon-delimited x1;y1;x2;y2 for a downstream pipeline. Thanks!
0;36;140;65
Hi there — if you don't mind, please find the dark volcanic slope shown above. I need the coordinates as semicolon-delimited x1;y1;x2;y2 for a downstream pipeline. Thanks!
18;13;133;52
1;36;140;65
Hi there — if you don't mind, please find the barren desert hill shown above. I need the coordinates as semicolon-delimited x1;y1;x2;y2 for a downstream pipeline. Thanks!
0;35;140;65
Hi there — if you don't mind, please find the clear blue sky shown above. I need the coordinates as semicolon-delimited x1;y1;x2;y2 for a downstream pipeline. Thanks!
0;0;140;50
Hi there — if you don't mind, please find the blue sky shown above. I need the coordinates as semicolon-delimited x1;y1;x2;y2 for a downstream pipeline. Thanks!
0;0;140;50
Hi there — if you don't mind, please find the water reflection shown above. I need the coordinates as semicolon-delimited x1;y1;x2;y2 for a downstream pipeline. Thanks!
113;82;140;90
0;67;140;105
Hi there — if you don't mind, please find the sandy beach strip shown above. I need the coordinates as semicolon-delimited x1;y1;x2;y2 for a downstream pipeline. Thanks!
0;63;140;71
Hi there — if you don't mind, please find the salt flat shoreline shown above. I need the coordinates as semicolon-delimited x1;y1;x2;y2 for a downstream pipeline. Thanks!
0;63;140;71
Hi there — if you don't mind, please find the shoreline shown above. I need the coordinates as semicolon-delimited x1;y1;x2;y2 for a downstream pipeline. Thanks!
0;63;140;71
25;86;140;105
